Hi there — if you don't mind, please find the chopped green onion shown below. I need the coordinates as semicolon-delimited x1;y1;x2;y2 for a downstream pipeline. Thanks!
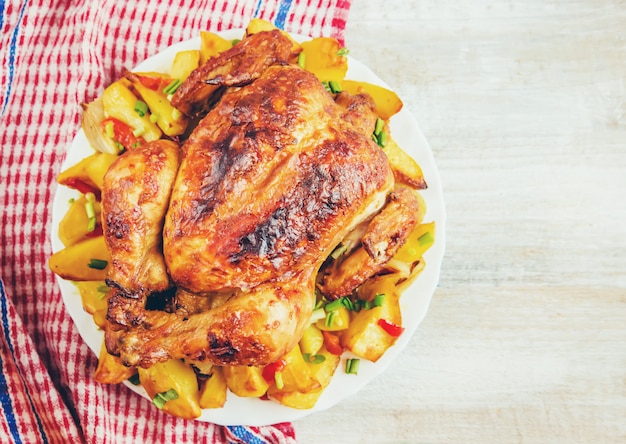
152;388;178;409
418;231;434;247
297;52;306;68
171;108;182;121
274;371;284;390
324;298;344;313
375;130;387;148
84;197;96;233
302;353;326;365
310;307;326;324
149;113;160;123
322;81;331;93
328;80;342;93
132;126;145;137
341;297;355;311
231;38;241;46
372;293;386;308
68;197;76;205
97;285;110;299
134;100;148;117
163;78;182;95
330;243;348;259
104;121;115;138
115;141;125;152
87;216;97;233
324;310;337;328
345;358;360;375
337;47;350;56
128;373;140;385
84;201;95;219
87;258;108;270
374;118;384;136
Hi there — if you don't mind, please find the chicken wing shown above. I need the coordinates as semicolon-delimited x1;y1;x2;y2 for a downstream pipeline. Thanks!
171;30;297;116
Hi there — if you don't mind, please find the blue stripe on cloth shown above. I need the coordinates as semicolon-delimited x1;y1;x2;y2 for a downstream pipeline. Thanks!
0;282;23;444
226;425;267;444
252;0;263;18
274;0;293;30
1;0;29;116
0;281;49;443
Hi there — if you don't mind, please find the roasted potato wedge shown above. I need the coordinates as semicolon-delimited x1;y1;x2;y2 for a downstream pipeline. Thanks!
138;359;201;419
199;366;227;409
74;280;108;328
341;275;402;362
392;221;435;265
58;194;102;247
199;30;233;65
300;37;348;83
384;136;428;189
341;80;403;120
171;49;200;81
131;80;188;137
269;346;340;409
223;365;269;398
102;81;162;142
267;344;320;394
299;324;324;356
56;152;118;195
94;340;135;384
48;235;110;281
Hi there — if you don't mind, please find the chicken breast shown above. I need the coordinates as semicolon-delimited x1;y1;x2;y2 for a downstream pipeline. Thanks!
164;64;394;294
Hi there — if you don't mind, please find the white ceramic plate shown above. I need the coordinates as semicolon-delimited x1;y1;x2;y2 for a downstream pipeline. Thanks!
51;28;446;426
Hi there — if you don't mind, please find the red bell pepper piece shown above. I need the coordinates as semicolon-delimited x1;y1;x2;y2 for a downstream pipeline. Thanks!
322;330;343;356
262;359;286;384
377;319;405;337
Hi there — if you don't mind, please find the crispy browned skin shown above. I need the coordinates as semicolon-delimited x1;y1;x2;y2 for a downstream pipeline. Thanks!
318;187;420;298
104;64;395;368
164;64;394;294
171;30;297;116
101;140;180;296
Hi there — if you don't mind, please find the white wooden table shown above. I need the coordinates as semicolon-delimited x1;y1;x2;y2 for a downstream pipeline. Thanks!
295;2;626;442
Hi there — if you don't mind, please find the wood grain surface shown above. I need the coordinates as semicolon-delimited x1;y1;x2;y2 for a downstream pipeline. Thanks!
295;1;626;443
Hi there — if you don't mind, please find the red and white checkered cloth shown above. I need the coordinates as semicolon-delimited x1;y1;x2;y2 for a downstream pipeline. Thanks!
0;1;350;442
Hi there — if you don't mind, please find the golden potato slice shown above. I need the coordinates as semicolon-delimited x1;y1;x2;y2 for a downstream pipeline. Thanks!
300;37;348;83
383;136;427;189
268;344;320;394
199;367;227;409
74;280;108;314
94;340;135;384
269;346;340;409
131;80;188;137
48;236;110;281
58;194;102;247
171;49;200;81
138;359;201;420
102;81;161;142
393;221;435;264
57;152;118;194
299;324;324;356
340;275;402;362
223;365;269;398
341;80;403;120
199;31;233;65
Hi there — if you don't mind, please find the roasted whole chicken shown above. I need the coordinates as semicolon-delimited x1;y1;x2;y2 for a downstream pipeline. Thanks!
101;30;420;370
